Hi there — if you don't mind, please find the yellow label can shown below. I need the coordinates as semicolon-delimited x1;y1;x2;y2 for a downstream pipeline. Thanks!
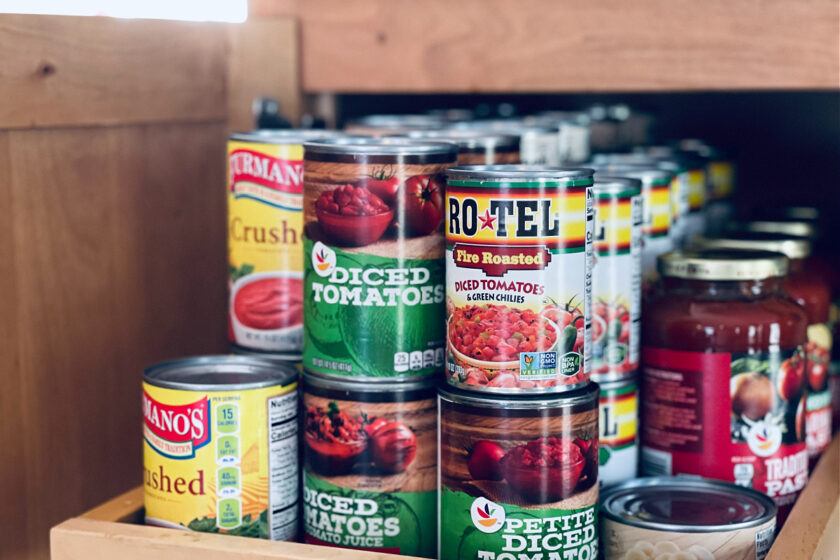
143;356;299;540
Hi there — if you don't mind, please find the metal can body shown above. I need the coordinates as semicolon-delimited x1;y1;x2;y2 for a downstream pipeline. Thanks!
302;138;458;380
596;377;638;485
445;165;595;393
143;356;299;540
439;384;600;560
301;372;438;557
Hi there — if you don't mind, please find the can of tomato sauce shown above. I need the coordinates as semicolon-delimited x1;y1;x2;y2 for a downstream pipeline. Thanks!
642;249;809;525
143;356;299;540
301;371;438;557
302;138;458;380
439;383;599;560
445;165;594;393
397;129;520;165
600;477;777;560
228;130;342;354
597;377;638;485
590;178;642;380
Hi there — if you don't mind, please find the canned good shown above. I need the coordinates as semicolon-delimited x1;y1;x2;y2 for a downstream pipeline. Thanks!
445;165;594;393
228;130;341;353
302;138;458;380
597;377;638;485
527;113;592;163
591;178;642;380
230;343;302;371
301;372;437;557
439;384;599;560
679;139;735;236
600;477;777;560
344;114;448;136
453;120;561;165
143;356;299;540
399;129;520;165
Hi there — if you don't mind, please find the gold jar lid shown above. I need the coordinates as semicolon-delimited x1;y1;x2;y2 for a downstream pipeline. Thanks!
741;220;816;239
694;233;811;260
658;248;788;281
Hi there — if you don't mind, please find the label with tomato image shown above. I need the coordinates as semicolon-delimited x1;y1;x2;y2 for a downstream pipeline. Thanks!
804;323;833;461
228;138;305;353
445;172;594;392
640;347;809;522
301;377;437;557
591;189;642;380
597;380;638;486
439;385;599;560
303;144;456;379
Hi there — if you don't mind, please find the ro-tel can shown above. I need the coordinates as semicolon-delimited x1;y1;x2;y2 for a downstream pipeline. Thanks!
596;377;639;486
143;356;299;540
439;384;600;560
642;249;809;525
301;372;438;557
398;129;521;165
453;120;561;165
302;138;458;379
679;138;735;236
600;477;777;560
590;178;642;380
445;165;595;393
343;114;448;137
228;129;342;354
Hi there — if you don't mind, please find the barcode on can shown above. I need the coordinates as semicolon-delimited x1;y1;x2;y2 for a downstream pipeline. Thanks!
641;446;673;476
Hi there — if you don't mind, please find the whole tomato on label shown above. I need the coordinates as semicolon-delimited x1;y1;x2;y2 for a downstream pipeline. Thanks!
370;421;417;473
467;440;505;481
363;416;388;438
777;349;806;402
573;437;598;486
360;166;401;206
402;174;444;236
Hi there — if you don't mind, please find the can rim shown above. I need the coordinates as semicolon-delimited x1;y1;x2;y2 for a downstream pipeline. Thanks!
229;344;302;362
600;476;777;532
658;248;788;281
303;136;459;155
741;220;817;239
695;234;811;260
347;114;448;128
593;177;643;196
451;120;558;135
591;376;637;390
439;382;598;408
446;165;594;181
302;370;439;393
229;129;343;144
143;356;297;391
396;129;520;150
588;163;673;183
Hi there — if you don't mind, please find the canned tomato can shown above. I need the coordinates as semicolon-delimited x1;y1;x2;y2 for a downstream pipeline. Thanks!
301;372;438;557
600;477;777;560
399;129;521;165
228;130;342;354
596;377;638;485
591;178;642;380
302;138;458;380
143;356;299;540
454;120;561;165
445;165;595;393
439;384;600;560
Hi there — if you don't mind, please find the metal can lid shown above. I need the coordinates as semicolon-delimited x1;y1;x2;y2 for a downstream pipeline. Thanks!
439;382;598;409
741;220;817;239
591;375;637;391
229;344;302;363
451;119;558;135
600;476;777;532
588;163;673;184
593;177;642;198
143;356;297;391
302;370;439;394
446;165;594;182
229;129;343;144
397;129;520;151
590;153;686;173
695;233;812;260
658;248;789;281
346;114;447;129
303;136;459;156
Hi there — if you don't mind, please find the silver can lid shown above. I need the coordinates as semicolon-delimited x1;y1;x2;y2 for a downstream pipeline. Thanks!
229;129;343;144
695;233;812;260
347;114;447;129
741;220;817;239
588;163;673;184
143;356;297;391
439;382;598;409
303;136;458;156
593;177;642;197
447;165;593;182
302;370;438;394
601;476;777;532
398;129;520;151
658;248;788;281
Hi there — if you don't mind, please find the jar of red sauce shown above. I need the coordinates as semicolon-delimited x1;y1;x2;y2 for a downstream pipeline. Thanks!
698;234;833;465
641;248;808;526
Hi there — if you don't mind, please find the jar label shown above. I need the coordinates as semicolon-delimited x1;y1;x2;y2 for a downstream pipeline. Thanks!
598;383;638;485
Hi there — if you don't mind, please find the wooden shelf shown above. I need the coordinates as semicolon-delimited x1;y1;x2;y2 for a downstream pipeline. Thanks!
251;0;839;93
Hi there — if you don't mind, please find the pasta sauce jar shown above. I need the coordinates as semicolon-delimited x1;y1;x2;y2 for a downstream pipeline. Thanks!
641;249;808;525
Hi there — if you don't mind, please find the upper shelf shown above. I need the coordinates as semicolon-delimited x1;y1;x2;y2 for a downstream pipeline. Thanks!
254;0;839;93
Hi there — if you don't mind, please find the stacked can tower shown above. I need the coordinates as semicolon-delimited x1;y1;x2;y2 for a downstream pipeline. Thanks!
299;137;458;557
440;166;600;560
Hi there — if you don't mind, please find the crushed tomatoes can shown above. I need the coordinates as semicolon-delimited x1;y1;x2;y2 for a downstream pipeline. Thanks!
445;165;595;392
301;372;438;557
143;356;299;539
439;384;600;560
597;378;639;486
303;138;458;380
228;130;340;354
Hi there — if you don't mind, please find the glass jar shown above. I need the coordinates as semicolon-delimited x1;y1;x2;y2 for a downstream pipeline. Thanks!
641;248;808;526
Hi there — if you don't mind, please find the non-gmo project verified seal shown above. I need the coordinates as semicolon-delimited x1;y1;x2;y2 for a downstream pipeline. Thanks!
520;351;556;380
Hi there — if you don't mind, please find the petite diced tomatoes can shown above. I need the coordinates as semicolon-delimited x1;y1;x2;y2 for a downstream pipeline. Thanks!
445;165;595;393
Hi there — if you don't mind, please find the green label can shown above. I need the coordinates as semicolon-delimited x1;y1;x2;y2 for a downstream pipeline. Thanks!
303;138;458;379
301;372;438;557
439;384;599;559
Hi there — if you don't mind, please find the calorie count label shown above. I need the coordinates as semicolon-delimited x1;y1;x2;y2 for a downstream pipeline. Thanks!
267;391;300;539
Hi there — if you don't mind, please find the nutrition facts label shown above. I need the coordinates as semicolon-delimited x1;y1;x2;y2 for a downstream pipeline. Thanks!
215;401;242;530
267;391;299;541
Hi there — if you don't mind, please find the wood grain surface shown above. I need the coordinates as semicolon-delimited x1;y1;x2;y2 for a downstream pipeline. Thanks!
252;0;840;92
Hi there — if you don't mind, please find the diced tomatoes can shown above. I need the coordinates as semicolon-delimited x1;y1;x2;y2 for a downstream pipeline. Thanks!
143;356;299;540
227;130;342;354
590;178;642;381
439;383;600;560
302;137;458;380
301;371;438;557
597;377;638;485
445;165;594;393
600;477;777;560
